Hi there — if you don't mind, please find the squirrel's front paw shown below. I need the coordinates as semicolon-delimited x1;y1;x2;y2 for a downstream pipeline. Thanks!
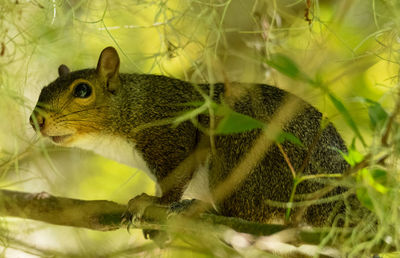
121;193;159;229
122;193;172;246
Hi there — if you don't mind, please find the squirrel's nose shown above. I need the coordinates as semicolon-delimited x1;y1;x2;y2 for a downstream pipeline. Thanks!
29;112;45;131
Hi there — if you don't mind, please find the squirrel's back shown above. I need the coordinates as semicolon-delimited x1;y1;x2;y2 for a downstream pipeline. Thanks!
113;73;352;225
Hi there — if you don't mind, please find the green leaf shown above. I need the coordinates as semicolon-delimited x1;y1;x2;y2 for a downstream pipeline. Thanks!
363;168;388;193
370;168;387;183
335;138;364;166
276;132;304;147
353;97;388;130
265;54;313;83
356;187;374;211
328;93;366;147
356;168;388;211
367;100;388;130
265;54;300;79
216;110;265;134
336;146;364;167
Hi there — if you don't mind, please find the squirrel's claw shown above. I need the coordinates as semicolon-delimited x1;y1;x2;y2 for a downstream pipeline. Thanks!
123;193;173;247
122;193;159;231
121;210;134;232
143;229;171;247
122;196;202;246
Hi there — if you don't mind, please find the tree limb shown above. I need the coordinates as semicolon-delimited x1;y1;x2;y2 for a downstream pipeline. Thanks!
0;189;125;231
0;189;346;245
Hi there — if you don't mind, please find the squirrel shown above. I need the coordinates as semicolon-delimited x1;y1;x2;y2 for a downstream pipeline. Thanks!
30;46;356;230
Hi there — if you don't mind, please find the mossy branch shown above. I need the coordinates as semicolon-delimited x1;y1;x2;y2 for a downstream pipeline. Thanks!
0;189;125;231
0;189;343;244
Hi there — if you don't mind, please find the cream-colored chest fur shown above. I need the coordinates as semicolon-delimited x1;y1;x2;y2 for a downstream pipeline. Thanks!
72;133;213;204
182;159;214;205
72;133;156;181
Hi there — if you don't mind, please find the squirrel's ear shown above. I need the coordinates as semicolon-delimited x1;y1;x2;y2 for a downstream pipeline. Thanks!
96;46;120;93
58;64;70;77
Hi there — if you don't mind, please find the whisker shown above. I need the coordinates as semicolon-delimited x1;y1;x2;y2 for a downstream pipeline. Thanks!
53;106;108;121
53;116;101;125
56;96;74;115
57;122;103;131
56;119;101;123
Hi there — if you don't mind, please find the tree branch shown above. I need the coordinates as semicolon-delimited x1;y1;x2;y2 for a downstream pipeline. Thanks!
0;189;125;231
0;189;345;246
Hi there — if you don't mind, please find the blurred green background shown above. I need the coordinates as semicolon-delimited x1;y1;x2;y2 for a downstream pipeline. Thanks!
0;0;399;256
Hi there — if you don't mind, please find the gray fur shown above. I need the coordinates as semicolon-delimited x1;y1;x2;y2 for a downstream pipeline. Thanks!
33;63;359;226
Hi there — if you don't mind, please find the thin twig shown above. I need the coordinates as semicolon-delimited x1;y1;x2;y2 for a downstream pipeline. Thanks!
382;87;400;146
277;143;296;179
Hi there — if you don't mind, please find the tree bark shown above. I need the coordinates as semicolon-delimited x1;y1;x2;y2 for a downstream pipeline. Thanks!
0;189;338;245
0;189;125;231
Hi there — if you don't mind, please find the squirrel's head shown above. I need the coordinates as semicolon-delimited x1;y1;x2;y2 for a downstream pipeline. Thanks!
29;46;121;146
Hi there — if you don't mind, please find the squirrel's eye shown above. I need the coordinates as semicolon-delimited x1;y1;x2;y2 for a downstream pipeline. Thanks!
73;83;92;98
